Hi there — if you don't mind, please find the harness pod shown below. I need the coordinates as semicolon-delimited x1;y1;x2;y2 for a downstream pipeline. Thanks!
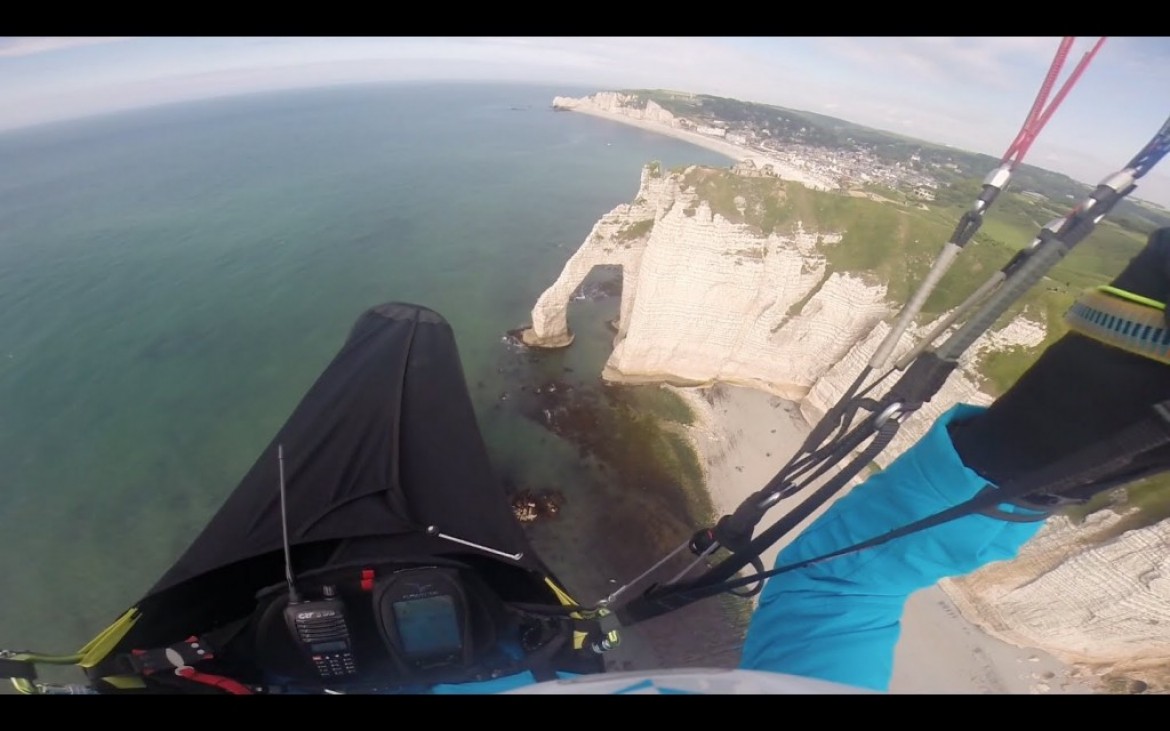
4;304;610;694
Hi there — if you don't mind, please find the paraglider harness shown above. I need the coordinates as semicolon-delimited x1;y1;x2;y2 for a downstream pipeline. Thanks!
4;302;617;695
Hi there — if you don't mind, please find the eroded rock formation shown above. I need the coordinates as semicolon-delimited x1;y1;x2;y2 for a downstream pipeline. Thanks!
520;162;1044;466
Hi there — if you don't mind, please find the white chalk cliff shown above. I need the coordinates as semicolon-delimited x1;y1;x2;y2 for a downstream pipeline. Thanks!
945;512;1170;688
552;92;839;192
521;162;1170;689
521;162;1044;465
553;92;683;128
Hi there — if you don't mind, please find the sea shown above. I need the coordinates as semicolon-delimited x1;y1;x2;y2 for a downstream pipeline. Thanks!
0;82;750;676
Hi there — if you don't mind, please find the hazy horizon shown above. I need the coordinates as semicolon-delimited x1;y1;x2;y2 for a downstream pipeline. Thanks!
3;37;1168;207
6;77;1167;213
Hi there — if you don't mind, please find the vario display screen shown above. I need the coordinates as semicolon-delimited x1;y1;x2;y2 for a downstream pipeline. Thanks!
391;594;462;656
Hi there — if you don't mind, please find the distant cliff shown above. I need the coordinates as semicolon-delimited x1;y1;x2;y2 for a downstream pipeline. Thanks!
551;92;839;192
553;92;683;127
521;161;1170;690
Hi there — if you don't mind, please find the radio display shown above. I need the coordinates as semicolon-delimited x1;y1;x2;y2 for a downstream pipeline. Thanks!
309;640;348;653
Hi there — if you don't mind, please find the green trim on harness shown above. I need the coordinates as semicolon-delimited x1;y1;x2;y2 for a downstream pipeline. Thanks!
3;607;143;694
1098;285;1166;311
1065;286;1170;365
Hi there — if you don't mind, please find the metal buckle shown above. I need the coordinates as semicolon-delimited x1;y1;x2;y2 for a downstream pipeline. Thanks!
874;403;904;428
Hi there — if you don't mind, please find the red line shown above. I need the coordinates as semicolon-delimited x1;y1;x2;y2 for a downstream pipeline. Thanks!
1014;37;1107;165
1002;37;1072;164
1000;36;1107;168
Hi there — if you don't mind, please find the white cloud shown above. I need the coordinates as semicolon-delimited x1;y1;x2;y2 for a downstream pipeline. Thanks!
0;37;129;58
815;36;1095;93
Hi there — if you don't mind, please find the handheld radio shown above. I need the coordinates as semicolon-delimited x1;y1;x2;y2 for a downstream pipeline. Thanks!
277;445;358;680
283;585;357;679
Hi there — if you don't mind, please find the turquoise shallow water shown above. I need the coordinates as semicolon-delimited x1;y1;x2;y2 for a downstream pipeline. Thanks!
0;82;746;670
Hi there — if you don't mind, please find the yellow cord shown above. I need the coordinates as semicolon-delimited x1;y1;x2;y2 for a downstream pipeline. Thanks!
10;652;82;665
1098;285;1166;311
11;678;36;695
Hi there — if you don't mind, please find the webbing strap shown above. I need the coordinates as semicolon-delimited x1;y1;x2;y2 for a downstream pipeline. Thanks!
688;398;1170;597
0;658;37;681
175;666;254;695
616;418;902;623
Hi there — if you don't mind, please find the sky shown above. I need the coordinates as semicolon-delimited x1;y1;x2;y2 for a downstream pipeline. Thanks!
2;36;1168;207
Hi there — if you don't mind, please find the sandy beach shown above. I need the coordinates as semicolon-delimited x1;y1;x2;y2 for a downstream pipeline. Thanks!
669;383;1094;694
561;105;839;192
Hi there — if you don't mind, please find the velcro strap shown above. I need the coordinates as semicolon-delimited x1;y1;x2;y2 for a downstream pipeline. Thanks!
128;636;215;675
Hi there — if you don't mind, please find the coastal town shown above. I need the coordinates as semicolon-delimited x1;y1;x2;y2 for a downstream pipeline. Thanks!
554;91;1170;228
677;114;943;199
555;91;954;201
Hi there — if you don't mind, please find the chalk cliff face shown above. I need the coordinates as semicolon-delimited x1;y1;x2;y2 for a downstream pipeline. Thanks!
521;162;1043;466
553;92;682;127
521;162;1170;686
943;513;1170;686
521;164;667;349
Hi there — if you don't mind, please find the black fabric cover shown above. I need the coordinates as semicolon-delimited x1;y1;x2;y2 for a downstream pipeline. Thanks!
148;302;541;599
950;227;1170;498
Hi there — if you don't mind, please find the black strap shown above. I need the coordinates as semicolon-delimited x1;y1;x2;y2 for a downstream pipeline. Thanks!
616;418;902;624
619;398;1170;618
0;657;37;681
683;398;1170;597
529;662;559;683
718;418;900;584
977;492;1053;523
727;556;767;598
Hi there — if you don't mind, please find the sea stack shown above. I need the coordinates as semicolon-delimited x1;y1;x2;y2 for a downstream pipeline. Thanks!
518;162;666;348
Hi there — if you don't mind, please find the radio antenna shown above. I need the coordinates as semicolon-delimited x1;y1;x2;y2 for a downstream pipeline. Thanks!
278;444;300;603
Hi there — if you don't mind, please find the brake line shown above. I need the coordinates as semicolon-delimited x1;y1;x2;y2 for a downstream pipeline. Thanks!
868;37;1107;374
770;37;1108;490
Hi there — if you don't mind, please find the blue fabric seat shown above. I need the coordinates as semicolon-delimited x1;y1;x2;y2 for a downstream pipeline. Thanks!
739;404;1046;692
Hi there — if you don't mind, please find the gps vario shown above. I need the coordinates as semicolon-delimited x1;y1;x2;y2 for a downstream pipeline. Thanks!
372;566;472;674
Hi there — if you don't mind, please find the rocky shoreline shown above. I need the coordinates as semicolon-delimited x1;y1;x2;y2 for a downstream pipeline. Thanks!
490;333;749;670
